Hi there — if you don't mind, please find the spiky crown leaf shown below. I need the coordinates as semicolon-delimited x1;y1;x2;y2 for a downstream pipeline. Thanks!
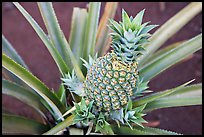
73;97;95;125
61;70;85;96
109;9;158;63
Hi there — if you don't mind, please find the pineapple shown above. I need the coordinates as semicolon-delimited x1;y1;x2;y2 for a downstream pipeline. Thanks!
3;2;202;135
84;9;157;112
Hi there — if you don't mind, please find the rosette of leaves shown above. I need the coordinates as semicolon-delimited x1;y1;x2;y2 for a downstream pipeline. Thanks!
123;100;147;129
109;100;147;129
2;2;202;135
94;113;112;134
72;98;95;126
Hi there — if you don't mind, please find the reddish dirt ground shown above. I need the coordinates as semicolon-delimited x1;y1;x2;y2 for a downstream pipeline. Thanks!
2;2;202;135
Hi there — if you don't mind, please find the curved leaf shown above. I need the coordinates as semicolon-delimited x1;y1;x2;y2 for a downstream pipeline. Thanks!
95;2;118;56
2;107;13;115
69;7;88;68
145;96;201;113
56;83;67;108
83;2;101;61
13;2;69;76
37;2;70;68
2;113;50;135
112;126;180;135
167;83;202;96
132;80;194;108
139;2;202;64
138;41;185;69
144;84;202;112
69;127;84;135
37;2;85;81
2;35;31;89
43;114;75;135
139;34;202;82
2;79;47;121
2;53;65;120
2;34;28;69
2;67;29;89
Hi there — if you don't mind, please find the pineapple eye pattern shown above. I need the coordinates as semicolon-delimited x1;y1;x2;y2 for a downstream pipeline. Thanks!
2;2;201;135
84;9;156;112
84;52;139;112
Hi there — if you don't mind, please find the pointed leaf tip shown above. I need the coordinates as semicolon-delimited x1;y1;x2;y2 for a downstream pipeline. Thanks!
184;79;195;86
133;9;146;26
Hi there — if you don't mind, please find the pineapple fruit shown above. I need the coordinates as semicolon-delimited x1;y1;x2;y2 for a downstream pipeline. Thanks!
84;9;157;112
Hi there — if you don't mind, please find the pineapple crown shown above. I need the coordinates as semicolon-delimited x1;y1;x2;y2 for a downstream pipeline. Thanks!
108;9;158;63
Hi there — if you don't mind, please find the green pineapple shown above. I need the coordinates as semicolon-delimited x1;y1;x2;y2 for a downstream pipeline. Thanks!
84;9;157;112
3;2;202;135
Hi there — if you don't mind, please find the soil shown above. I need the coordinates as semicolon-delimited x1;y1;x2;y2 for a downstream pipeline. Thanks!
2;2;202;135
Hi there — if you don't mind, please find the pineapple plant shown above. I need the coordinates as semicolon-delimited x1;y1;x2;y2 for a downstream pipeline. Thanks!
2;2;202;135
82;9;157;112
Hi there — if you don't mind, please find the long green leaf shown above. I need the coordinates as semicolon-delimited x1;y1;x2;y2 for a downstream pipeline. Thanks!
69;127;84;135
2;35;31;89
56;83;67;108
2;107;13;115
2;53;65;120
69;7;88;68
83;2;101;61
144;84;202;112
37;2;70;68
139;2;202;64
112;126;180;135
166;83;202;96
138;41;185;69
139;34;202;82
132;80;194;108
2;67;29;89
2;79;47;120
95;2;118;57
144;96;201;113
2;34;28;69
37;2;85;81
2;114;50;135
13;2;69;76
43;114;75;135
